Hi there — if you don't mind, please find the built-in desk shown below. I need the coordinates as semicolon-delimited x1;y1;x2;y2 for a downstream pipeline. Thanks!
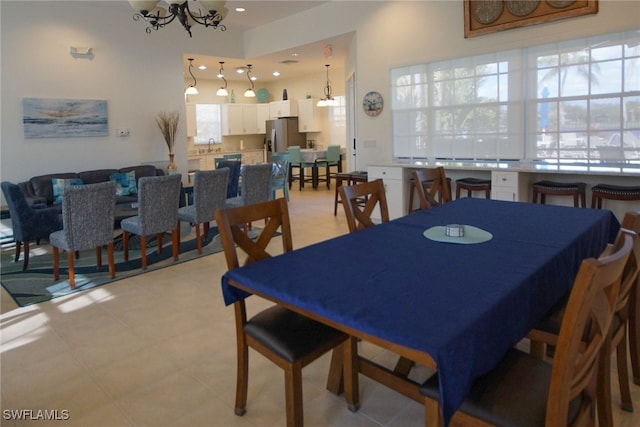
368;161;640;221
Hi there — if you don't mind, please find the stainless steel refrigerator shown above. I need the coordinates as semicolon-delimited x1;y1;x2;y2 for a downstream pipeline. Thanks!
265;117;305;161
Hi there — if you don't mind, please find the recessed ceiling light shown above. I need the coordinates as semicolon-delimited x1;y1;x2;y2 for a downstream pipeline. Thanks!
235;7;245;12
273;71;280;77
291;53;300;57
198;65;207;70
236;68;245;74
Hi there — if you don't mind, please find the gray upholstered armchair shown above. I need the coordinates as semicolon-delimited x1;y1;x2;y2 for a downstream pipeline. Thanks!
49;181;117;289
1;181;63;270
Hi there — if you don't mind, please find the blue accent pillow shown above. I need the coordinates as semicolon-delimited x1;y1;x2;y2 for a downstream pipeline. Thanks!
109;171;137;196
52;178;84;205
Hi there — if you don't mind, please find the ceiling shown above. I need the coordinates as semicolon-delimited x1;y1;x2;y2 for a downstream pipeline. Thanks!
180;1;351;83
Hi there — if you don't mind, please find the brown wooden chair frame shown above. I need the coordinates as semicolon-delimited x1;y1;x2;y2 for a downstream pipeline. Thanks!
339;178;389;233
214;198;351;426
529;212;640;427
423;231;634;427
408;167;451;213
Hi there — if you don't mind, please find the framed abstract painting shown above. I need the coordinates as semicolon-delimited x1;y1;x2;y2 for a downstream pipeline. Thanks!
22;98;108;139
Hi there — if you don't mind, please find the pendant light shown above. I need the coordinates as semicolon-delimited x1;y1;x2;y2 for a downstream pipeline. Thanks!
317;64;338;107
185;58;198;95
216;61;229;96
244;64;256;97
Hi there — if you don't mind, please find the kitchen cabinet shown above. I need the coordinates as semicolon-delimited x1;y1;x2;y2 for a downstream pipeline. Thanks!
269;100;298;119
256;104;270;134
241;149;265;164
297;98;323;132
185;102;196;137
368;166;407;221
491;171;529;202
222;104;258;135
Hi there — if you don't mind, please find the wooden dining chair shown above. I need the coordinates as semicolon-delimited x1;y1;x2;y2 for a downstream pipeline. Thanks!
528;212;640;427
214;198;351;427
420;230;634;427
408;167;450;213
339;178;389;232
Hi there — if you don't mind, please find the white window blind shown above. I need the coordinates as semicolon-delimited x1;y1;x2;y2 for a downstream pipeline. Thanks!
391;30;640;169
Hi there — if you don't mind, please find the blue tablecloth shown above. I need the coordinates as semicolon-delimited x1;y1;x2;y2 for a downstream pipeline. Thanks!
221;198;619;425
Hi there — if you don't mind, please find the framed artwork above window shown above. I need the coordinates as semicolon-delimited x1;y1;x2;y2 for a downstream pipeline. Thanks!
464;0;599;38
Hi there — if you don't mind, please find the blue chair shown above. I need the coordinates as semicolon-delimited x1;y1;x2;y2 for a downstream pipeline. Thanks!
1;181;63;270
287;146;315;190
215;159;242;198
270;153;290;201
49;181;117;289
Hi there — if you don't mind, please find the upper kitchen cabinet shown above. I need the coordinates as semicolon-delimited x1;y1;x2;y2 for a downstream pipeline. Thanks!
297;98;324;133
256;104;270;134
269;100;298;119
221;104;258;135
185;102;197;137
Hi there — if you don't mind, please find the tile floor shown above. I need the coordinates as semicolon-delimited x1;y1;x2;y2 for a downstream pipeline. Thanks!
1;186;639;426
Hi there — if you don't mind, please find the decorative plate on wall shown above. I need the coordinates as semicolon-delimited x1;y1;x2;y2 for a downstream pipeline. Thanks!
256;88;270;103
362;91;383;117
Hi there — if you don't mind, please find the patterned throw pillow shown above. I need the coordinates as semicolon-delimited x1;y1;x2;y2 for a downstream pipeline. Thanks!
52;178;84;205
109;171;137;196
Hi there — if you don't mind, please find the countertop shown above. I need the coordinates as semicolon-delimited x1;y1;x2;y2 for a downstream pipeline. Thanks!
370;159;640;177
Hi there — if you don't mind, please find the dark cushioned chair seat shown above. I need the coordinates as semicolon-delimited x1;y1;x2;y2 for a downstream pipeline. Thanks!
421;349;580;427
244;305;347;363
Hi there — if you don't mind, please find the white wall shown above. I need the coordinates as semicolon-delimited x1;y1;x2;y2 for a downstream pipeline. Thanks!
2;1;639;189
0;0;244;184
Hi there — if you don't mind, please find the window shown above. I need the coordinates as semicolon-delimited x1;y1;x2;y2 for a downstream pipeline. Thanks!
391;31;640;170
194;104;222;145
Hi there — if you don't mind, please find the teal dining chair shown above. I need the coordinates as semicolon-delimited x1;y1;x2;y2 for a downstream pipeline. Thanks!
287;146;314;190
223;153;242;161
270;152;290;201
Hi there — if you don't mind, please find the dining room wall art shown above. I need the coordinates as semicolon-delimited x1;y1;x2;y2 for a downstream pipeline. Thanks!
22;98;108;139
464;0;599;38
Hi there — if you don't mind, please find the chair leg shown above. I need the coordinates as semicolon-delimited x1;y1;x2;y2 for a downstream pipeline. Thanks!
21;241;30;271
96;246;103;269
597;336;614;427
617;329;634;412
157;233;164;254
172;227;179;261
140;235;147;270
53;246;60;280
203;221;210;240
123;232;130;261
67;251;75;289
343;337;360;412
629;286;640;384
107;242;115;279
425;396;443;427
235;340;249;416
195;223;202;254
284;363;304;427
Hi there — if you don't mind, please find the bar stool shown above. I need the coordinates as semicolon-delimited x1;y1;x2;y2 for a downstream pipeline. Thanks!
591;184;640;209
333;171;368;215
455;177;491;199
532;180;587;207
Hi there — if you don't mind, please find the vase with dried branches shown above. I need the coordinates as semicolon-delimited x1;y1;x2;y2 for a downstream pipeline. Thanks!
155;110;180;174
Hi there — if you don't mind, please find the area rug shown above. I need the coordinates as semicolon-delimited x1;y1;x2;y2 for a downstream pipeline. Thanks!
0;224;248;307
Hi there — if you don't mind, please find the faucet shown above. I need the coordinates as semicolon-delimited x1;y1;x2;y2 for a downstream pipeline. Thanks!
208;138;215;152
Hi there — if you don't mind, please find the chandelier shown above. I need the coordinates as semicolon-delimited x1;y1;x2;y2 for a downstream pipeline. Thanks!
317;64;338;107
129;1;227;38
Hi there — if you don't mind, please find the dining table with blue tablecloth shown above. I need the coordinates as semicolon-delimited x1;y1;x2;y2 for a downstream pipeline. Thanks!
221;197;619;425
